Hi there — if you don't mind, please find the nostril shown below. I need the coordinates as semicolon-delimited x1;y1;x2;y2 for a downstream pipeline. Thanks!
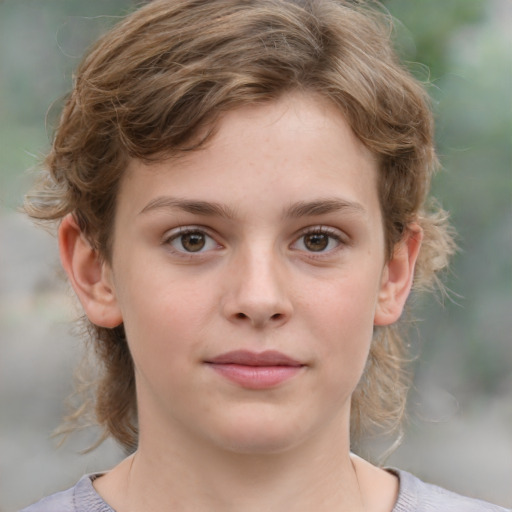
271;313;282;321
236;312;248;319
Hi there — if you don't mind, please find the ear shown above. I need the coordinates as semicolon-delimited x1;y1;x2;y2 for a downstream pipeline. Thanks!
59;214;123;328
374;224;423;326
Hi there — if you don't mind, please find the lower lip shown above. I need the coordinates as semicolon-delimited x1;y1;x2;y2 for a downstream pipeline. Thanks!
207;364;303;389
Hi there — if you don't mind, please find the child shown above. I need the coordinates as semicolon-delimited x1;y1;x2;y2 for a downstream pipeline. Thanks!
21;0;508;510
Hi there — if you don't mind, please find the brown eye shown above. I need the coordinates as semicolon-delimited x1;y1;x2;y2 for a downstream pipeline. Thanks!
303;233;330;252
291;228;342;254
180;232;206;252
168;229;218;254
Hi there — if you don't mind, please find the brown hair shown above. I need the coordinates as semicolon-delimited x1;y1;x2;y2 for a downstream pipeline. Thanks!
25;0;455;453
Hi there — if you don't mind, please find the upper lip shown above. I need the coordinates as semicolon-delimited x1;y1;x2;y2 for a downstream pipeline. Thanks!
206;350;304;367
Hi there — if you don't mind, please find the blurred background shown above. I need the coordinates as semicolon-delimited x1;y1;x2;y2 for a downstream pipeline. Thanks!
0;0;510;510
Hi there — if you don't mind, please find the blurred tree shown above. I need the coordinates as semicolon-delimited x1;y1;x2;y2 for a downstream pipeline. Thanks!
0;0;137;206
382;0;511;399
383;0;487;81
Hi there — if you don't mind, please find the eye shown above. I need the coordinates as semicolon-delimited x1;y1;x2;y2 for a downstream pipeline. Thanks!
166;228;219;253
291;228;343;253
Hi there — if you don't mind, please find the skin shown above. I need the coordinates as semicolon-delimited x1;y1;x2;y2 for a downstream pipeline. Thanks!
60;93;421;512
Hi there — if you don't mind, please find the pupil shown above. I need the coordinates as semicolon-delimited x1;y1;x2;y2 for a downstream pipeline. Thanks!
305;233;328;251
182;232;205;252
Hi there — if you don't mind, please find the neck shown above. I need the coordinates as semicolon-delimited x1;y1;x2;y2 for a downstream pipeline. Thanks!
96;423;366;512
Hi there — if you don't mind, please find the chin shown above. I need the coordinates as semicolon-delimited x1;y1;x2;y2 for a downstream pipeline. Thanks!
207;413;309;456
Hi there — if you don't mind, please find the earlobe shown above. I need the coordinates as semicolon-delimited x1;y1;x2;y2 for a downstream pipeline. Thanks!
374;224;423;326
59;214;123;328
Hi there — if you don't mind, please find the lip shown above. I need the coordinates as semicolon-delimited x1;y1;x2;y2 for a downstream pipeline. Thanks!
205;350;305;389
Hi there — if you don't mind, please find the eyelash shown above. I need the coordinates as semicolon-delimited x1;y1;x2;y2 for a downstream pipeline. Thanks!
162;225;347;258
163;226;221;257
291;226;346;256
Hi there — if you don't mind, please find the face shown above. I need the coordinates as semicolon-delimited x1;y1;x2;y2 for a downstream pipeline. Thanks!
103;93;401;455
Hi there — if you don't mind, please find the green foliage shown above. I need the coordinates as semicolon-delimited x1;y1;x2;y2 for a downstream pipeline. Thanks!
383;0;488;81
383;0;511;398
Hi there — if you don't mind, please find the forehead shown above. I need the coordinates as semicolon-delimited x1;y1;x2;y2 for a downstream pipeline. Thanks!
117;93;380;221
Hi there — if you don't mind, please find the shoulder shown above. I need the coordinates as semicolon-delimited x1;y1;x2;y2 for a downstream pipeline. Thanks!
19;474;113;512
391;469;510;512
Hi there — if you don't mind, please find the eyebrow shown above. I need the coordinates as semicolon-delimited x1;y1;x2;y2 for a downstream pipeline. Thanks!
139;196;237;218
284;198;367;218
139;196;366;219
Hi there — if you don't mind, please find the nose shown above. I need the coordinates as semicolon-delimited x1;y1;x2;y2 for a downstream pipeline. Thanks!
221;247;293;329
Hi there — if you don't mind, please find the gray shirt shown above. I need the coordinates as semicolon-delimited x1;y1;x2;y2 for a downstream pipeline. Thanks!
20;469;509;512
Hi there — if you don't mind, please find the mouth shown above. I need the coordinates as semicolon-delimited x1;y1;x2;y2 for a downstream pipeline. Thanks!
204;350;305;389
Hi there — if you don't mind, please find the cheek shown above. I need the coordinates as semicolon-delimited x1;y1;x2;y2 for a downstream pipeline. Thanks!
307;269;380;331
115;267;214;368
304;274;379;372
